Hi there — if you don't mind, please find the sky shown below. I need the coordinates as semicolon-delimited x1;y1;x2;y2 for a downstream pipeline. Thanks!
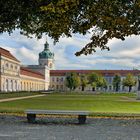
0;30;140;70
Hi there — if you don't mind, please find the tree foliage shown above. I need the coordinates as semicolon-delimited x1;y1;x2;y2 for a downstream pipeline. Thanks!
80;74;88;91
65;72;80;90
0;0;140;55
113;74;121;92
88;73;107;91
122;73;136;92
96;75;107;89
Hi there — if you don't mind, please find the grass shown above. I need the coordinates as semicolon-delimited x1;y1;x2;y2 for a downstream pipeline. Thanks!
0;92;140;117
0;92;40;99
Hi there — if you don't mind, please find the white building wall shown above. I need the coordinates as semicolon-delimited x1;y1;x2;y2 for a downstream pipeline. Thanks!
0;56;20;92
23;65;50;90
50;74;139;92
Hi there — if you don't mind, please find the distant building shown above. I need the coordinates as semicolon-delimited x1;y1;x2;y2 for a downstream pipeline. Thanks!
0;41;139;92
50;70;140;92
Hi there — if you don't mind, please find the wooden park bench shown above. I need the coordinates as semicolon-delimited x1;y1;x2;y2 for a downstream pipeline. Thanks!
25;109;90;124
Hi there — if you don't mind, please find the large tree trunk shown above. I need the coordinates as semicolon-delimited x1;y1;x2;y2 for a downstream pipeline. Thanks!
82;86;85;91
129;86;132;92
115;87;118;92
92;87;95;91
116;84;119;92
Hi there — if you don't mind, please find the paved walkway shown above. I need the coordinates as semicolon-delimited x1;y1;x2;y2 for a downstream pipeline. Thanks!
120;96;140;102
0;94;45;103
0;115;140;140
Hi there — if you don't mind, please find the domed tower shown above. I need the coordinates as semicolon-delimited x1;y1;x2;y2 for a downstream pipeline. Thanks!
39;41;55;69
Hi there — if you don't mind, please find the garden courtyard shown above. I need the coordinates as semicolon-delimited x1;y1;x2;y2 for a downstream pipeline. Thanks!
1;92;140;140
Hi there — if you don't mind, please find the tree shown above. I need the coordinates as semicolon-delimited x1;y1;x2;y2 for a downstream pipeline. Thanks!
88;73;99;91
102;78;108;90
80;74;88;91
122;73;136;92
65;72;80;90
113;74;121;92
88;73;107;91
0;0;140;55
96;75;107;90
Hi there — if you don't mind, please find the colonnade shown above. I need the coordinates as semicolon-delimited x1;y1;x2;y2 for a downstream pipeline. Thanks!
1;78;45;92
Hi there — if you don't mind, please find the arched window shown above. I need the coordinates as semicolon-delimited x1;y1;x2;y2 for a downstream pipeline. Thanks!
27;83;28;91
50;63;52;68
6;79;8;91
24;82;26;91
6;63;9;68
11;80;13;91
52;77;55;82
30;83;32;90
21;82;22;91
32;83;34;91
11;64;13;69
2;65;4;73
56;78;59;82
15;81;17;91
15;66;17;70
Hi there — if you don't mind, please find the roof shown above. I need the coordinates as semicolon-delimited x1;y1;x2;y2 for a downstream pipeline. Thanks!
20;67;45;79
50;70;140;76
0;47;20;62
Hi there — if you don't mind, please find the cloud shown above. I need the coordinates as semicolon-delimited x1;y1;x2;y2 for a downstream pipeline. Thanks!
0;30;140;70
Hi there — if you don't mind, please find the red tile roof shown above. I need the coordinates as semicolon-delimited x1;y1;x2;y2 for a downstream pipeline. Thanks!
50;70;140;76
20;67;45;79
0;47;20;62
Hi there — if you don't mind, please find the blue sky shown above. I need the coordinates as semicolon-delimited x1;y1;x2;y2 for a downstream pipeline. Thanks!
0;30;140;70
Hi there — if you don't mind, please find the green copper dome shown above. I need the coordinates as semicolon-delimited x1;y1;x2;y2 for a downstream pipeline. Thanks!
39;41;54;59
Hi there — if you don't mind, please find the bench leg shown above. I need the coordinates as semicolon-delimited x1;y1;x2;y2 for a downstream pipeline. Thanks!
27;114;36;123
78;115;86;124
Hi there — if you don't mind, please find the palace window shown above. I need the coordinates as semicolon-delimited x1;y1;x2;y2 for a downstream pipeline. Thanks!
6;79;8;91
108;77;112;83
6;63;9;68
109;85;112;90
11;64;13;69
60;85;63;89
60;77;63;82
56;77;59;82
15;66;17;70
52;77;55;82
50;63;52;68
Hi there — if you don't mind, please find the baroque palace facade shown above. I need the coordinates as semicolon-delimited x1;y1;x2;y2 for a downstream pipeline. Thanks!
0;41;140;92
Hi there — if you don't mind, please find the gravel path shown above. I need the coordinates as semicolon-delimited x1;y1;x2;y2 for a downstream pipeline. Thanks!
0;115;140;140
0;94;45;103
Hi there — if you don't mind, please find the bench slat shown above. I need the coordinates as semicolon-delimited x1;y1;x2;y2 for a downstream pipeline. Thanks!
25;109;90;115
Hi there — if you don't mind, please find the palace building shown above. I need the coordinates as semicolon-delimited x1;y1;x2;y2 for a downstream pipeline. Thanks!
50;70;140;92
0;41;140;92
0;47;46;92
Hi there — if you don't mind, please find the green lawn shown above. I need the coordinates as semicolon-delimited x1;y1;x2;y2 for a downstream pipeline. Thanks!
0;92;40;99
0;93;140;116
